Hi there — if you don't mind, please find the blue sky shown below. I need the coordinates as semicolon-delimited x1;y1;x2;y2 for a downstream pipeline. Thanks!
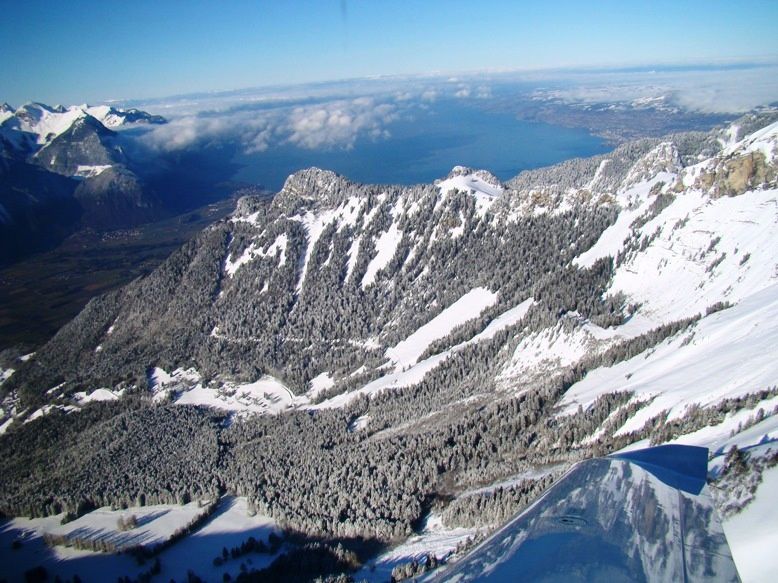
1;0;777;105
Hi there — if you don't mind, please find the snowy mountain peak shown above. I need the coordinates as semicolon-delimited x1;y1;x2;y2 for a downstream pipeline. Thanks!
0;101;165;154
275;167;353;210
435;167;505;217
83;104;166;128
438;166;504;193
0;103;14;125
621;141;682;191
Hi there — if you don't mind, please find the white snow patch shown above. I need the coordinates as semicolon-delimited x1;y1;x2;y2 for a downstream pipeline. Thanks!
0;417;14;435
224;233;288;277
471;298;534;343
26;404;79;423
436;169;504;217
74;164;112;178
349;414;371;432
72;388;123;404
386;287;497;370
722;463;778;583
230;210;262;225
345;235;362;283
0;368;14;385
149;366;173;388
308;372;335;399
175;375;305;416
361;223;403;288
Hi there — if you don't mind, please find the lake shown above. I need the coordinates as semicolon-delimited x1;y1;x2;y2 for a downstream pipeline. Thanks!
232;98;611;191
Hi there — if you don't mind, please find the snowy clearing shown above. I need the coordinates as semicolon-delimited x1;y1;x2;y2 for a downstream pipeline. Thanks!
175;375;304;416
386;287;497;370
45;501;207;551
0;497;279;583
362;223;403;288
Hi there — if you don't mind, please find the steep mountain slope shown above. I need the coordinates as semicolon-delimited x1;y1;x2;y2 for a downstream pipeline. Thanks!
0;157;80;261
1;113;777;580
32;113;125;177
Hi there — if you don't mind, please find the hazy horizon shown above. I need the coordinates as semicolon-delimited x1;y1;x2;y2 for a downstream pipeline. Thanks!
2;0;777;106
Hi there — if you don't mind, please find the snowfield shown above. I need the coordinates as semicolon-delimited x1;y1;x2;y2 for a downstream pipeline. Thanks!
722;464;778;583
0;497;279;583
151;368;305;416
385;287;497;370
362;222;403;288
44;501;208;551
559;284;778;433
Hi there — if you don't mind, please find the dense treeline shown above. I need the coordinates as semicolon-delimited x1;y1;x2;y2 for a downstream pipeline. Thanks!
0;403;222;517
0;316;721;540
5;165;619;407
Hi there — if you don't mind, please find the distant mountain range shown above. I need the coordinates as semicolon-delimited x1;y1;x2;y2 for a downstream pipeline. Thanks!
0;102;168;264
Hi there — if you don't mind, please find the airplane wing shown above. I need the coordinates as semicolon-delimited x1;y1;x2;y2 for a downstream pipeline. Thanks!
424;445;739;582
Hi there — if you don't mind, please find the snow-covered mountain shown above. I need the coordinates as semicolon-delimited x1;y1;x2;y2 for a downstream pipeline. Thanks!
0;102;177;264
1;112;777;580
0;102;163;153
0;101;164;176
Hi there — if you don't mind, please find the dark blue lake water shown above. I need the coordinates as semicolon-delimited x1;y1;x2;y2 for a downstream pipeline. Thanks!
233;99;610;191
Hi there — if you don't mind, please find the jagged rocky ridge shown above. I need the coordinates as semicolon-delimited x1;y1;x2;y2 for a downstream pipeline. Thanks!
1;112;777;575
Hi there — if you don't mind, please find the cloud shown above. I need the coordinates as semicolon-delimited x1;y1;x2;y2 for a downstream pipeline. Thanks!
130;65;778;158
475;85;492;99
286;98;398;149
139;95;402;154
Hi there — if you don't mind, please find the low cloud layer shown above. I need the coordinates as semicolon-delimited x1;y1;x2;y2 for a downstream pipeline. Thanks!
526;65;778;113
130;64;778;156
139;95;406;154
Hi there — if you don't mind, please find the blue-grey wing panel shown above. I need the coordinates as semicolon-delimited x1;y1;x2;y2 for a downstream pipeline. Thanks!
425;446;739;582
